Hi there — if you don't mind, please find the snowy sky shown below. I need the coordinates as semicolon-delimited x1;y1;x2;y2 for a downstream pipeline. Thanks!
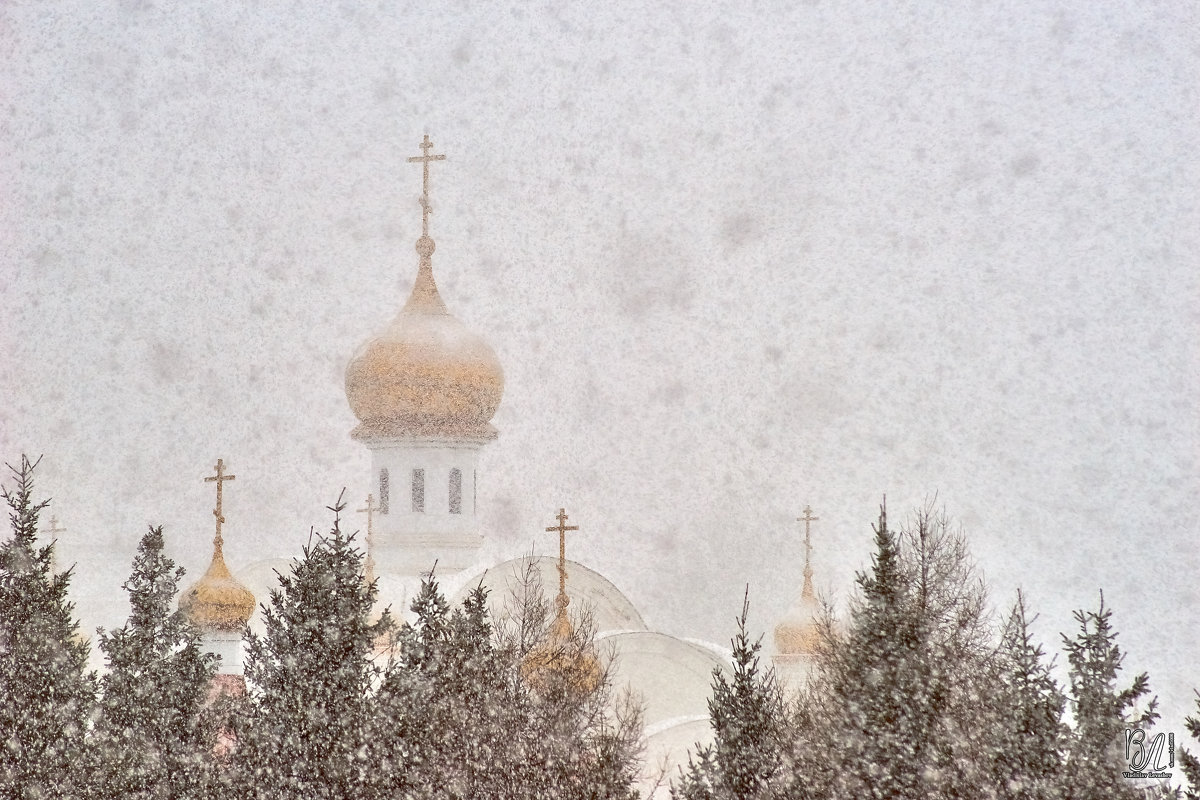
2;2;1197;729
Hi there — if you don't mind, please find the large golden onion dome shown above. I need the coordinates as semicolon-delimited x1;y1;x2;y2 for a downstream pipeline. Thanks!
345;233;503;439
180;541;255;633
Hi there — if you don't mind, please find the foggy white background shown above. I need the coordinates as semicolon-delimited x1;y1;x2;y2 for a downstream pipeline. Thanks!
2;3;1197;730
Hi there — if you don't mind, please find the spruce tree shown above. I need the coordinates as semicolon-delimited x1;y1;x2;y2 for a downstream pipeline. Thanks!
85;526;218;799
673;590;798;800
373;577;517;799
808;502;992;800
821;503;928;799
374;559;642;800
1060;592;1153;800
230;495;393;800
0;455;97;797
988;591;1067;800
1178;691;1200;799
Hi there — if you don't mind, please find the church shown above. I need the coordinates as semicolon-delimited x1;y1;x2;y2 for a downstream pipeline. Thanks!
175;137;823;797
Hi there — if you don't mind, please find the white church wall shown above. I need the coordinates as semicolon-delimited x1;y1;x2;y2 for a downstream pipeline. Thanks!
363;436;488;574
203;630;247;676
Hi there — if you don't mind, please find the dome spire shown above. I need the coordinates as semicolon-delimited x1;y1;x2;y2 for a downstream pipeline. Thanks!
522;508;600;693
404;134;448;314
546;507;580;640
344;135;504;440
205;457;235;564
799;504;818;601
180;459;254;633
773;504;822;657
356;493;379;588
46;515;65;575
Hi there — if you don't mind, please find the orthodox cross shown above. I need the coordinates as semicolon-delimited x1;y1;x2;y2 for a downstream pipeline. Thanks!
204;459;236;555
46;515;65;574
357;493;379;584
545;508;579;610
407;134;446;238
798;505;819;597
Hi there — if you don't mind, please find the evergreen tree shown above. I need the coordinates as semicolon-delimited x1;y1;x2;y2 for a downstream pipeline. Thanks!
819;503;929;799
672;590;799;800
988;591;1067;800
0;455;97;798
372;576;520;799
809;502;991;800
1060;592;1153;800
229;495;393;800
374;565;642;800
85;526;219;799
505;555;642;800
1178;691;1200;800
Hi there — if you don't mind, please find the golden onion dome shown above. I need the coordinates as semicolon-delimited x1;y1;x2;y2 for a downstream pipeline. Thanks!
180;544;255;633
345;234;504;439
521;607;602;695
776;506;824;657
773;585;821;656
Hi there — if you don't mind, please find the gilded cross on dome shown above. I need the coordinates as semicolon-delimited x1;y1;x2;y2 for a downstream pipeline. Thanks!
204;458;236;556
521;507;599;693
357;493;379;586
407;134;446;242
46;515;65;574
181;458;254;634
546;508;579;609
545;507;580;641
797;505;819;600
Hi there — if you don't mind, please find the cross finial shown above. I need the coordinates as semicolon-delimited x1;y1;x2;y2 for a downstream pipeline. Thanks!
797;505;819;599
357;493;379;586
46;515;66;574
545;508;580;621
407;134;446;240
204;459;236;557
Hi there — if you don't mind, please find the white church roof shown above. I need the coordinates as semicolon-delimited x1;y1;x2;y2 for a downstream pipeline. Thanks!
450;556;649;633
639;715;714;799
598;630;728;728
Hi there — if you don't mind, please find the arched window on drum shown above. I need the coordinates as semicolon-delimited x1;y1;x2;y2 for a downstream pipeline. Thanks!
411;469;425;513
449;468;462;514
379;469;390;515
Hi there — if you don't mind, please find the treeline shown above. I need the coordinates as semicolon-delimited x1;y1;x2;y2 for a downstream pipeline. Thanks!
674;502;1200;800
7;450;1200;800
0;457;641;799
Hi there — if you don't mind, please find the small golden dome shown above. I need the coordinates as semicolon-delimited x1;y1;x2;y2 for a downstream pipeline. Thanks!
521;610;602;695
345;248;504;439
773;588;821;656
777;505;824;657
180;546;255;633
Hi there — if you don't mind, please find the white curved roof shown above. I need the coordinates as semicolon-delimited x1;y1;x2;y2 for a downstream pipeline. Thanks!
449;556;648;633
639;716;714;799
601;630;728;728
